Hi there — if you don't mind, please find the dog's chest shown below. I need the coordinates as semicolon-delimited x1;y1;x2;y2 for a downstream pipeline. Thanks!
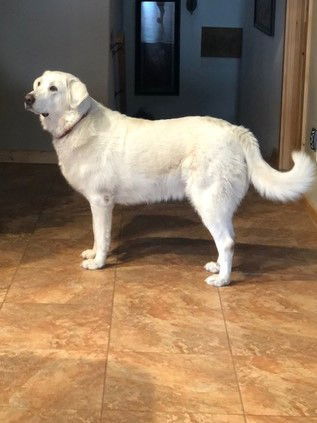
54;144;93;195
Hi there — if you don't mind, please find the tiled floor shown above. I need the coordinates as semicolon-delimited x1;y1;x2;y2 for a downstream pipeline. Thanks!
0;163;316;423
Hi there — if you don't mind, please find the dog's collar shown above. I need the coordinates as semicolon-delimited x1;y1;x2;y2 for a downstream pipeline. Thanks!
55;110;89;140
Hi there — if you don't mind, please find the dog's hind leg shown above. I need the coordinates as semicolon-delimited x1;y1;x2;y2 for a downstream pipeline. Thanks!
202;217;234;287
189;183;237;287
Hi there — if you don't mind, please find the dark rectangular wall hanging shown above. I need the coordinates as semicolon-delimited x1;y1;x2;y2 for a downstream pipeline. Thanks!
135;0;180;95
201;27;243;58
254;0;276;36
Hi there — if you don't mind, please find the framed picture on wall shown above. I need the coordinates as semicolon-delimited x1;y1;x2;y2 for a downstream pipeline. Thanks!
254;0;276;36
135;0;181;95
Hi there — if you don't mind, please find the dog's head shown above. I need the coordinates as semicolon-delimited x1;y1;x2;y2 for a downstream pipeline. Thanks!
24;70;89;118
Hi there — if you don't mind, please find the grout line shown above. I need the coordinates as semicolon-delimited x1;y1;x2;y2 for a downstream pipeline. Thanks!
99;211;123;422
0;170;58;310
217;287;248;423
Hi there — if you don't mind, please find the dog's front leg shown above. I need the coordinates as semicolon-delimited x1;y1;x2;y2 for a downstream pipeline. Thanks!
81;197;113;270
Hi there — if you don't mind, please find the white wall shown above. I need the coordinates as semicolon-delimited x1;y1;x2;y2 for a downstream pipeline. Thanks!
0;0;112;151
123;0;245;122
238;0;286;157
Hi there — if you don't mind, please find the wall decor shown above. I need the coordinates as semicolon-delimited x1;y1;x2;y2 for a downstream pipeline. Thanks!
135;0;180;95
201;27;243;58
254;0;276;36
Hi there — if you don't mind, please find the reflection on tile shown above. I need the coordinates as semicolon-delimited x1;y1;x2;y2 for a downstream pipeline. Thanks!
0;350;105;413
6;264;115;305
0;407;100;423
103;351;242;414
247;417;317;423
33;210;122;244
33;214;93;241
0;303;110;358
111;266;227;354
235;226;297;247
232;243;317;276
120;207;207;241
102;410;245;423
236;355;317;416
113;236;216;268
0;214;39;235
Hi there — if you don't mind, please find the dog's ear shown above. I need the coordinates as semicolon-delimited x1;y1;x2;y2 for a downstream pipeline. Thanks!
33;77;41;90
68;77;89;109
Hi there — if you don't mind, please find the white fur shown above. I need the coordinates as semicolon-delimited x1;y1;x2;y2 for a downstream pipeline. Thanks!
26;71;316;286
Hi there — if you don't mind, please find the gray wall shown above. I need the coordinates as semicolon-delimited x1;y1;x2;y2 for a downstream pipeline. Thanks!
0;0;112;151
123;0;245;121
238;0;286;157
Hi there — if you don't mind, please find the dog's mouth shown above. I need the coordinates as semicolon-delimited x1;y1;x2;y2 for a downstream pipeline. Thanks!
24;103;48;117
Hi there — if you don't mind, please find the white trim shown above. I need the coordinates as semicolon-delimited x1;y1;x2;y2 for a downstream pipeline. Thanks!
0;150;57;164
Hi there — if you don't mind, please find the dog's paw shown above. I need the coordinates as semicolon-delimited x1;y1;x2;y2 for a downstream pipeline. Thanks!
205;275;230;287
204;261;220;273
81;258;105;270
81;249;96;259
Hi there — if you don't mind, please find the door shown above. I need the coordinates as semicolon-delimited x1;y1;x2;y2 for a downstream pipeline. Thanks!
279;0;309;170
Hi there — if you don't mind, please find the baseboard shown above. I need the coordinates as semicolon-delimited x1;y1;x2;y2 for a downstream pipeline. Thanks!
303;196;317;225
0;150;57;164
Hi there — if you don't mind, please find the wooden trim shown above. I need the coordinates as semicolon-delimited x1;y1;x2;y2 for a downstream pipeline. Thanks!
279;0;309;170
116;33;127;114
300;0;314;150
0;150;57;164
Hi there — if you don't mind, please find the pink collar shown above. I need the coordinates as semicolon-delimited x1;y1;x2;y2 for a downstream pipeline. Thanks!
56;110;89;140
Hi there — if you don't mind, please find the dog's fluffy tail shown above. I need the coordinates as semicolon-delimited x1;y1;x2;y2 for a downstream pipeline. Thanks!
238;127;316;202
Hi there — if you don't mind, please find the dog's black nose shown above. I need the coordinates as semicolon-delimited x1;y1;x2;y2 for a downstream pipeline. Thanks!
24;93;35;106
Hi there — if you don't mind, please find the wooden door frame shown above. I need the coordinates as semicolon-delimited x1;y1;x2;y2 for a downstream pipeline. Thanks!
278;0;311;170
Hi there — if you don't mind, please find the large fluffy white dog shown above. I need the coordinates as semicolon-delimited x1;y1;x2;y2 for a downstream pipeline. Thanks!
25;71;316;286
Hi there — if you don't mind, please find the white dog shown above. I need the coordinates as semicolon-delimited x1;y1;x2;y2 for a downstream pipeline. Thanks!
25;71;316;286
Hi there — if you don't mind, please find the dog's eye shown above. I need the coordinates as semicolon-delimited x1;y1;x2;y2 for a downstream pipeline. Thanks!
37;81;41;86
49;86;58;92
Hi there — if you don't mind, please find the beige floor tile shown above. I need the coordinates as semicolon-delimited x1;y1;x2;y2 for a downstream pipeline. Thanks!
0;407;100;423
0;289;7;305
0;303;110;358
2;163;317;420
19;238;84;269
0;350;105;414
111;265;227;354
220;275;317;358
102;410;245;423
0;235;30;288
236;355;317;416
103;350;242;414
5;263;115;305
246;417;317;423
19;236;119;272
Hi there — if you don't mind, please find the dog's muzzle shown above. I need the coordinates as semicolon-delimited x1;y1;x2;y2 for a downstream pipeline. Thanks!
24;93;35;108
